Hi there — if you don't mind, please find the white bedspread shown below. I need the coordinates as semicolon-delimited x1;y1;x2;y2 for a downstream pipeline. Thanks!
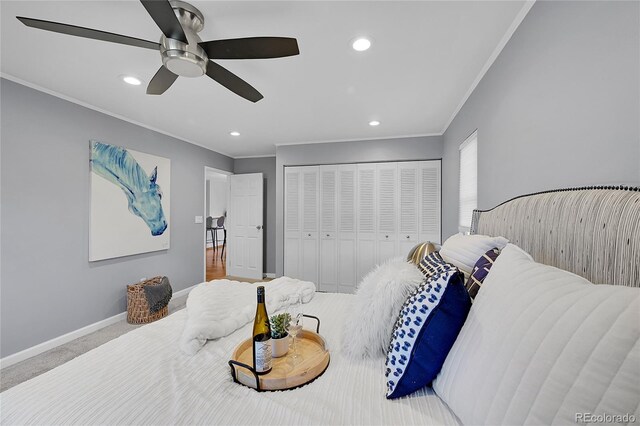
0;292;460;425
181;277;316;355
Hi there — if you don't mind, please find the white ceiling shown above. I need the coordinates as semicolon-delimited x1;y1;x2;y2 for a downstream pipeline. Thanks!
1;1;529;158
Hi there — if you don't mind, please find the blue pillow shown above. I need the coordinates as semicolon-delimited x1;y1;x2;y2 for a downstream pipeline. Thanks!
385;268;471;399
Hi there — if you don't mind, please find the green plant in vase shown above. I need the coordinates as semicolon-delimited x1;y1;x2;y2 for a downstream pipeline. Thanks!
270;313;291;358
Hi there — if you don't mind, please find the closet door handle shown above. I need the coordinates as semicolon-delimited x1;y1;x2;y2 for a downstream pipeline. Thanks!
406;235;410;239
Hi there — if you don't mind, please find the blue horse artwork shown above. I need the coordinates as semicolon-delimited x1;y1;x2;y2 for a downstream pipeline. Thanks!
90;141;168;236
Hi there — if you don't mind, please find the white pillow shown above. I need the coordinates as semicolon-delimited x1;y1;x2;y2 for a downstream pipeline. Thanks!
342;258;424;359
440;233;508;274
433;244;640;425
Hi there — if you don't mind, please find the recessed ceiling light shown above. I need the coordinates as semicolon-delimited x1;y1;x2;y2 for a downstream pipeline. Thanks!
121;75;141;86
369;120;380;127
352;37;371;52
230;131;241;137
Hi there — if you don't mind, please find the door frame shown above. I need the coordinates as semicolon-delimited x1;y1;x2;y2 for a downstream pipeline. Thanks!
203;166;233;282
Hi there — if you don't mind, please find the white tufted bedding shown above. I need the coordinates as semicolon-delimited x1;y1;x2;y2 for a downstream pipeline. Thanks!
0;292;460;426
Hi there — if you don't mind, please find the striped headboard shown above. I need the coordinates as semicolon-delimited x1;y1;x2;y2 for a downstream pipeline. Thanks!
471;186;640;287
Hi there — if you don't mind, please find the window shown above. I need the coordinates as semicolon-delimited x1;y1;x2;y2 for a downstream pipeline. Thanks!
459;131;478;233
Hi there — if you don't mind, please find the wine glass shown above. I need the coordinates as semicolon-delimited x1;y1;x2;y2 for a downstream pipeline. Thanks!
287;296;303;362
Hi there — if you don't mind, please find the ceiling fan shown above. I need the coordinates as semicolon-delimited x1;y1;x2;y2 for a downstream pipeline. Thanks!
16;0;300;102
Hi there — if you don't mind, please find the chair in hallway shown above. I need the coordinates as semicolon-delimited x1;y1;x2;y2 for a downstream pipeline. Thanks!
212;216;226;259
206;216;217;249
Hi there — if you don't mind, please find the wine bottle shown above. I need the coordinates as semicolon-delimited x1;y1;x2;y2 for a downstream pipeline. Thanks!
252;286;272;375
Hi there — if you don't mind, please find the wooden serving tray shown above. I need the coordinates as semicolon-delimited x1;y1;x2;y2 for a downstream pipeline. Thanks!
229;315;330;391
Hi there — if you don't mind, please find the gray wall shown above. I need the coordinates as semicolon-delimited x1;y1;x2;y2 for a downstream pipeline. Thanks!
0;78;234;357
442;0;640;239
233;157;277;275
275;136;444;276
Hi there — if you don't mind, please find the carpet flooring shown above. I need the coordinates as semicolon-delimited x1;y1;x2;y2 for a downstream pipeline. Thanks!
0;294;188;392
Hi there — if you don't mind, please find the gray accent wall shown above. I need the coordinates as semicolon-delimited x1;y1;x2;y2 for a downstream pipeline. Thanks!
0;78;234;357
275;136;444;276
442;0;640;239
233;157;277;275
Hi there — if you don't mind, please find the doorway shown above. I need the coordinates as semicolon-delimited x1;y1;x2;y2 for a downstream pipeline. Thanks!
204;167;231;281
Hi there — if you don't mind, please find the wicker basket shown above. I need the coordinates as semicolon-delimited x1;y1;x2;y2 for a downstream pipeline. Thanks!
127;276;169;324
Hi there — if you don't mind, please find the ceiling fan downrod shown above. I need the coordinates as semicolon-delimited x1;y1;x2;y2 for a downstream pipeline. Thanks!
160;1;208;78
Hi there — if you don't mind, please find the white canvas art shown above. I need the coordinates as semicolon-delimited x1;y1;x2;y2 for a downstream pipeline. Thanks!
89;141;170;261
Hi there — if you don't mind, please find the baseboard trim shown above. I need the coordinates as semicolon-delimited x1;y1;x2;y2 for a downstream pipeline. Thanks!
0;312;126;370
172;283;198;299
0;283;199;370
263;273;276;279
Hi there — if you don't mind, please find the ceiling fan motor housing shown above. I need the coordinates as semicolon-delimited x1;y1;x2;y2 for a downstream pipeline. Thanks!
160;0;208;77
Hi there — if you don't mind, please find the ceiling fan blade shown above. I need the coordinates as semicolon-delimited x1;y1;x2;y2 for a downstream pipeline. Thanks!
140;0;188;44
199;37;299;60
16;17;160;50
147;66;178;95
205;61;263;103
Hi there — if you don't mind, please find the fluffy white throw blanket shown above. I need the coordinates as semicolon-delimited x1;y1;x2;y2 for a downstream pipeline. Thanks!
180;277;316;355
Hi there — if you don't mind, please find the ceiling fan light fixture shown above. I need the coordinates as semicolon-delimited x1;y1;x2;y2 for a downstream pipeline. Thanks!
17;0;299;102
121;75;142;86
369;120;380;127
352;37;371;52
230;131;241;137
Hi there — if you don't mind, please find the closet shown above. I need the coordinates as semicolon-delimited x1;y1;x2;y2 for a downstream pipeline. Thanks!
284;160;441;293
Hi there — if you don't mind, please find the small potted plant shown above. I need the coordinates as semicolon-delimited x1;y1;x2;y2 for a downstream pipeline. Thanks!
270;313;291;358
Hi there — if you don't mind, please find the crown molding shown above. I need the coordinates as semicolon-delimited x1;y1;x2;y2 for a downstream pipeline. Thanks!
0;73;235;158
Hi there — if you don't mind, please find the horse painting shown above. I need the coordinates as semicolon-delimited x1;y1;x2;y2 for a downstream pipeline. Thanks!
90;141;168;236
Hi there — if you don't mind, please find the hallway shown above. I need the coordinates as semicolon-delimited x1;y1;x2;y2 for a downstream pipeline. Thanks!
206;247;226;281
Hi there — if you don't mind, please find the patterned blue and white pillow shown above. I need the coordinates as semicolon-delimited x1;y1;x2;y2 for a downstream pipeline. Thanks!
385;268;471;399
465;248;501;299
417;251;449;278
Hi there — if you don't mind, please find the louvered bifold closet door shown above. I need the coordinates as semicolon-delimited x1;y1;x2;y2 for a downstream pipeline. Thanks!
284;167;302;279
337;164;357;293
356;163;377;283
376;162;398;264
418;161;442;243
301;167;320;284
319;165;338;292
398;162;419;256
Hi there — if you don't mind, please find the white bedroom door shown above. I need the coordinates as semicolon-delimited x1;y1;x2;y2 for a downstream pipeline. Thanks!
376;162;398;263
419;161;442;244
284;168;301;279
356;163;377;283
301;167;320;284
227;173;263;280
319;165;338;292
398;162;420;256
337;164;357;293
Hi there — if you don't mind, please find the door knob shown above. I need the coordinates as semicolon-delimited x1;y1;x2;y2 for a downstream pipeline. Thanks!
326;234;330;237
308;233;311;237
406;235;410;239
385;235;389;239
256;225;262;230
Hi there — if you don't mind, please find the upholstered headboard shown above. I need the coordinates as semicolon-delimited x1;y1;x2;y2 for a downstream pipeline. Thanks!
471;186;640;287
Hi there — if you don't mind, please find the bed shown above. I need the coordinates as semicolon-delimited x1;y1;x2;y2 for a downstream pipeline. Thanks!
1;186;638;425
0;292;460;425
